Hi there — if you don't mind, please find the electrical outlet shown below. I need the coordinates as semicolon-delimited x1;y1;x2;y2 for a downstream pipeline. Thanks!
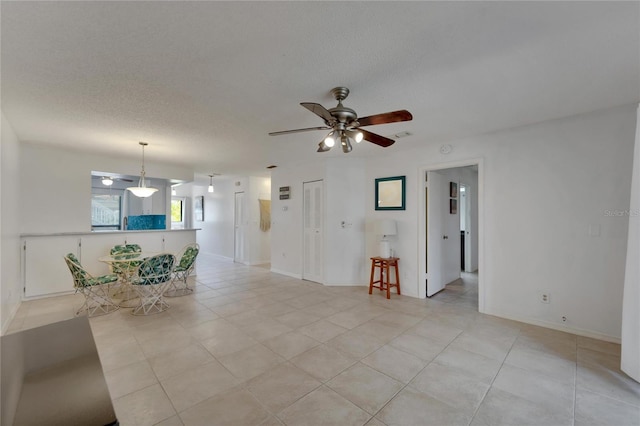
541;293;550;304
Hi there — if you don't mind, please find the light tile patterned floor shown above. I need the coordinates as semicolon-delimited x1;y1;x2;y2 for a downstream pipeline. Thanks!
7;254;640;425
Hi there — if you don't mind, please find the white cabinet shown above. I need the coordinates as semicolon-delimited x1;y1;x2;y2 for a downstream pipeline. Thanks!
81;233;128;276
163;231;196;256
22;230;197;298
123;232;164;252
23;236;80;298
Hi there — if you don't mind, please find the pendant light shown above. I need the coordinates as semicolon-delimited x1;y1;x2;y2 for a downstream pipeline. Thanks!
126;142;158;198
207;173;221;193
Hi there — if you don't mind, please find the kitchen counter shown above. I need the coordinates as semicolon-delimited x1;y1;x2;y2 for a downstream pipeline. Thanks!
21;228;200;237
21;229;198;298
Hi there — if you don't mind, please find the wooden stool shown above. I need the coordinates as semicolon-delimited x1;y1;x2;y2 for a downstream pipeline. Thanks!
369;257;401;299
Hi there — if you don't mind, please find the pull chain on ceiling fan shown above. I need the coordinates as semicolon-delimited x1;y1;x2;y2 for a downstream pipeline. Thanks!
269;87;412;153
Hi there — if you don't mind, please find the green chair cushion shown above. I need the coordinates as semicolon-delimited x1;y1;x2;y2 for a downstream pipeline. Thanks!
133;254;175;285
88;274;119;285
178;246;199;269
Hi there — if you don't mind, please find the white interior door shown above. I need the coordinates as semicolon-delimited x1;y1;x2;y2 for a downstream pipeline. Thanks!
462;184;473;272
426;171;447;296
234;192;245;263
303;180;323;283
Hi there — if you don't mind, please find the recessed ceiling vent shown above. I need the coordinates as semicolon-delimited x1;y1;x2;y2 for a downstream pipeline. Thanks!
393;131;412;139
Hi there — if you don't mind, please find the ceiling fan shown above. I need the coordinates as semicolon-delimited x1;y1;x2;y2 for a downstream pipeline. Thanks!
99;176;133;186
269;87;413;153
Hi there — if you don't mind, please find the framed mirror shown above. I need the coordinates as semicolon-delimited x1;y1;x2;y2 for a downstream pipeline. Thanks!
375;176;406;210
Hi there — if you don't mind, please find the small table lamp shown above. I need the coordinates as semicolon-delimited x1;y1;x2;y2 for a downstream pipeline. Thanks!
374;219;397;258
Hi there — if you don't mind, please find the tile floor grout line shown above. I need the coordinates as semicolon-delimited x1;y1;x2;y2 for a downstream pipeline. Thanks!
465;327;520;426
366;328;464;424
10;262;638;425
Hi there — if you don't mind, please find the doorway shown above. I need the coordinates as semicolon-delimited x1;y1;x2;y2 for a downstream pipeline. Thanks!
234;191;245;263
419;161;483;310
460;183;474;272
302;180;323;283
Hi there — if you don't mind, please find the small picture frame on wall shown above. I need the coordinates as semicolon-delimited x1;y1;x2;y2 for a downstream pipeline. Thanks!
450;199;458;214
279;186;291;200
450;182;458;198
194;196;204;221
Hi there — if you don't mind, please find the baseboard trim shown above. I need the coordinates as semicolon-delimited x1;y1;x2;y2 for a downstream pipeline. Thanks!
269;268;302;279
1;301;22;335
323;282;367;287
199;252;233;262
486;308;621;343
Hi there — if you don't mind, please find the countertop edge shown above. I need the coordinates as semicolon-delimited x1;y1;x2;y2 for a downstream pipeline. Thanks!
21;229;201;238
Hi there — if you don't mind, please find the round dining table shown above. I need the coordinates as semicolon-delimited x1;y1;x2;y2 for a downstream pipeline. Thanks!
99;252;159;307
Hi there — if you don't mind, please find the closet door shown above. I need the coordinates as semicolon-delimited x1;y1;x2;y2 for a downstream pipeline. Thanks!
234;192;246;263
303;180;323;283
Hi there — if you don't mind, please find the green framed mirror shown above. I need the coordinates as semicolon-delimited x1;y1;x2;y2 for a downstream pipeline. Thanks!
375;176;406;210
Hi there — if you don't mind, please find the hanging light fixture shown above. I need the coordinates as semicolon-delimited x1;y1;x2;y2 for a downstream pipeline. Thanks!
324;131;336;148
207;173;221;193
316;129;361;153
101;176;114;186
126;142;158;198
340;132;352;153
345;129;363;143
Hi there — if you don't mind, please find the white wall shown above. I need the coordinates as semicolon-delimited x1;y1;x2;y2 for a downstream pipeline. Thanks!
363;104;636;340
190;180;234;259
365;155;420;296
324;158;367;285
480;106;634;340
269;105;635;340
20;142;193;234
1;112;23;333
191;176;270;263
270;157;367;284
270;161;325;277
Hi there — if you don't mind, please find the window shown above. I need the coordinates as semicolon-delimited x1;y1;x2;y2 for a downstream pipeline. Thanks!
91;194;121;230
171;198;185;229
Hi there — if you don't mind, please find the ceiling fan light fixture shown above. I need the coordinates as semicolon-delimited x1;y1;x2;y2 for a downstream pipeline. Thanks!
126;142;159;198
341;134;352;153
102;177;114;186
317;141;331;152
324;132;335;147
269;87;412;153
345;129;363;143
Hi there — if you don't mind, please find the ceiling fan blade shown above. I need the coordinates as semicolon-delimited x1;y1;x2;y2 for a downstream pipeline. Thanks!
360;129;396;147
357;110;413;127
269;126;331;136
301;102;335;124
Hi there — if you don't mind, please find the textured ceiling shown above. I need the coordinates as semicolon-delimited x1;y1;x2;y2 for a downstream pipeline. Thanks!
2;1;639;179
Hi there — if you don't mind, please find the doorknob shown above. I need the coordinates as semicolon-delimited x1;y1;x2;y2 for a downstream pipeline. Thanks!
443;235;448;240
